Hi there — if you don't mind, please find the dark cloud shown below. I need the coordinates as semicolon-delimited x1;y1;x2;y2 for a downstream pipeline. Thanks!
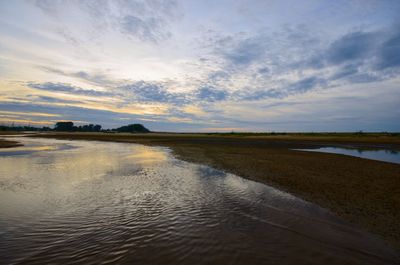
39;67;121;87
257;67;270;74
210;25;319;73
322;28;400;84
347;73;381;84
288;77;325;94
28;82;114;97
232;89;283;101
227;76;326;102
121;81;169;102
28;80;189;106
309;27;400;76
30;24;400;109
120;81;187;104
208;71;230;82
325;31;378;65
36;95;82;104
72;71;120;86
222;37;266;66
206;24;400;102
375;31;400;70
229;77;324;102
196;86;228;102
330;64;359;80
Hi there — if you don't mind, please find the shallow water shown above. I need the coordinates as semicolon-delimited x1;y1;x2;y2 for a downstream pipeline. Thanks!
0;138;398;264
295;147;400;164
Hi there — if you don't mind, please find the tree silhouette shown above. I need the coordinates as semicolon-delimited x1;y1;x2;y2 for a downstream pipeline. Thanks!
115;124;150;133
55;122;74;131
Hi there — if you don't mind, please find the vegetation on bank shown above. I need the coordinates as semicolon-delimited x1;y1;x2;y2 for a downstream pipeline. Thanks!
0;125;52;132
205;131;400;137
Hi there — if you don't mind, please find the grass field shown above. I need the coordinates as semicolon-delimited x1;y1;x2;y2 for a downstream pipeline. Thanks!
20;131;400;250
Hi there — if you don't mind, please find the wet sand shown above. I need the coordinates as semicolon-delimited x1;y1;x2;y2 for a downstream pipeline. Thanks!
29;132;400;250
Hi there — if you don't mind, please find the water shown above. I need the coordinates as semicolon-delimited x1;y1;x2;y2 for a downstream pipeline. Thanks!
0;138;398;264
295;147;400;164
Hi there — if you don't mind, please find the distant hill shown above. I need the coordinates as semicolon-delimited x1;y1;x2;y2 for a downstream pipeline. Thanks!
114;124;150;133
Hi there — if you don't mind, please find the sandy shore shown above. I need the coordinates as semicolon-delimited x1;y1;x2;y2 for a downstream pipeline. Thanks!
27;132;400;250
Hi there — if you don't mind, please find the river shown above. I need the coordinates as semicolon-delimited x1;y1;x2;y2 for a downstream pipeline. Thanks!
0;138;398;264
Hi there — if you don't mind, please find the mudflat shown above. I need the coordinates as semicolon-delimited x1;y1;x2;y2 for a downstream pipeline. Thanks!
29;132;400;250
0;139;22;148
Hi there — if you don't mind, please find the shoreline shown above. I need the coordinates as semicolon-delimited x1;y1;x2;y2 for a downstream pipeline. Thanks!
26;132;400;250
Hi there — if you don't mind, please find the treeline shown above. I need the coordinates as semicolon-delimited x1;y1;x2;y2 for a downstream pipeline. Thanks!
54;122;102;132
0;121;150;133
54;122;150;133
0;125;52;132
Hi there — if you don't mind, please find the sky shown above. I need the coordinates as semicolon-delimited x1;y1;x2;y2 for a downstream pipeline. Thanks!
0;0;399;132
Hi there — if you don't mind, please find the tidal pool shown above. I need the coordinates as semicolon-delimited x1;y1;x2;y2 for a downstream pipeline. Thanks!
0;138;398;264
295;147;400;165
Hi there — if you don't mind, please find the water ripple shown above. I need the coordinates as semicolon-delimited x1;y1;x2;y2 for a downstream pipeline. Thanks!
0;138;398;264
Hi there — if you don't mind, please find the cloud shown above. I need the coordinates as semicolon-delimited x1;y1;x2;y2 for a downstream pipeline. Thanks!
208;71;230;82
228;77;324;102
201;24;400;104
222;36;267;66
0;101;147;128
121;15;169;42
72;71;119;86
196;86;228;102
232;89;283;101
32;0;180;43
288;77;326;94
36;95;82;104
375;30;400;70
182;105;207;117
2;1;400;132
28;80;189;106
39;67;122;87
28;82;114;97
209;25;320;73
33;0;59;15
257;67;270;74
0;110;59;118
30;21;400;109
330;64;359;80
119;81;187;104
310;26;400;74
325;31;378;65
